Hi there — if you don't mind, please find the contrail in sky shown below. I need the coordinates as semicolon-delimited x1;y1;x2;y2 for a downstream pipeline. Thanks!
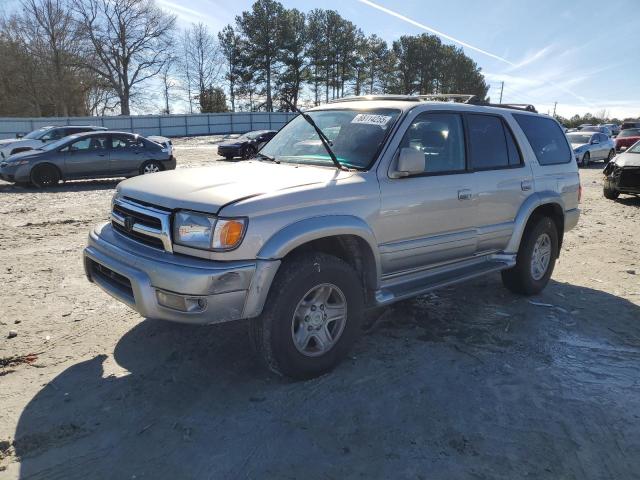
358;0;516;66
358;0;595;106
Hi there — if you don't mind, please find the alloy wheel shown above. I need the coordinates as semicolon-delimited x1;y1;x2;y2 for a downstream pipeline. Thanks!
531;233;552;281
291;283;347;357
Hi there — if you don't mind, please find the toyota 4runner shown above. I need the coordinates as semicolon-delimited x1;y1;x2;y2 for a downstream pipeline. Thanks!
84;95;580;379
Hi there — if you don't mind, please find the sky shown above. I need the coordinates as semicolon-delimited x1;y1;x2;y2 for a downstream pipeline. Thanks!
156;0;639;119
4;0;639;118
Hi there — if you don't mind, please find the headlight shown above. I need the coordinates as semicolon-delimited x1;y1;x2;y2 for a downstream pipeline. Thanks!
173;211;246;251
7;159;30;166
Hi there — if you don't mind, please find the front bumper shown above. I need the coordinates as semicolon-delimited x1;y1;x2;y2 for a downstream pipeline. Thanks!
83;223;280;324
604;164;640;194
217;146;242;158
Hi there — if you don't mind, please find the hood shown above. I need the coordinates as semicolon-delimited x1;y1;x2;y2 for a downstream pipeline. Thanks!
117;161;354;213
612;151;640;168
570;142;588;149
0;138;18;146
3;149;42;161
219;139;247;147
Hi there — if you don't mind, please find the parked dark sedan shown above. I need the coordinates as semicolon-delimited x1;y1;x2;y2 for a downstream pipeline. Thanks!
217;130;277;160
0;131;176;188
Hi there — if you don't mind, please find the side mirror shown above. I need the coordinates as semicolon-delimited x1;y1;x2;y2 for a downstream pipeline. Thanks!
391;147;425;178
591;139;599;145
16;133;24;139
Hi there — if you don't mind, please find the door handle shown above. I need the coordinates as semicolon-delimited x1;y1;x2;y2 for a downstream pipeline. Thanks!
521;180;533;191
458;189;472;200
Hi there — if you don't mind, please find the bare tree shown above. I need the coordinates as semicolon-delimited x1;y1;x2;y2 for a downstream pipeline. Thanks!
180;23;222;113
72;0;176;115
160;54;179;114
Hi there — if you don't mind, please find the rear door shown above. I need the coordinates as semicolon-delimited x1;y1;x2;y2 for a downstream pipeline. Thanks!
376;111;478;274
109;134;148;174
62;135;110;177
464;113;533;253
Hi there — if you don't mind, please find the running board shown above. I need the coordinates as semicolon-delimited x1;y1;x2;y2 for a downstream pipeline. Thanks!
374;255;515;307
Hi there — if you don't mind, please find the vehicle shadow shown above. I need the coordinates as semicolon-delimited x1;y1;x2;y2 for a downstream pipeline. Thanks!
0;178;122;193
11;277;640;479
615;195;640;206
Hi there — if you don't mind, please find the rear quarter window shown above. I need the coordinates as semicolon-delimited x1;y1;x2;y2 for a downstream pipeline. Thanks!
513;114;572;166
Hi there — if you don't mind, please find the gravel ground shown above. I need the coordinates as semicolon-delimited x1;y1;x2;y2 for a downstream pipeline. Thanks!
1;138;639;479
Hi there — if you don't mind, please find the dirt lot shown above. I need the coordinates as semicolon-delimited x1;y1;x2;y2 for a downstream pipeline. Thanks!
1;138;639;479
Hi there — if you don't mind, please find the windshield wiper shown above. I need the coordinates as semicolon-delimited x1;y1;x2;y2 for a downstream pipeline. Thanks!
255;152;279;163
281;98;346;171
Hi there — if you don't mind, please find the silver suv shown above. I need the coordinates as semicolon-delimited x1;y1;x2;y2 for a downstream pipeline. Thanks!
84;95;580;379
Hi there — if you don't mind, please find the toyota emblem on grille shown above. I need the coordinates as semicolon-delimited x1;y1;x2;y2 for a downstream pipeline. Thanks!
124;215;135;232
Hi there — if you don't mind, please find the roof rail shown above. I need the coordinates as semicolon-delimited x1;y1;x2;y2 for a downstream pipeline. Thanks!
328;95;420;103
327;94;538;113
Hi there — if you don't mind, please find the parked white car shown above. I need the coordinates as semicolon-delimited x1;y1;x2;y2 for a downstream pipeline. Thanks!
147;135;173;156
0;125;107;159
566;131;616;166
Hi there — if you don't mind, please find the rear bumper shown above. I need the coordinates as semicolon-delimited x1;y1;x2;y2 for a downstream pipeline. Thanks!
83;223;280;324
217;146;241;157
564;208;580;232
162;156;177;170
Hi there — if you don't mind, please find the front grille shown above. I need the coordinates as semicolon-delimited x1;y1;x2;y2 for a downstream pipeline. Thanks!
619;168;640;189
111;197;172;252
113;204;162;229
112;221;165;249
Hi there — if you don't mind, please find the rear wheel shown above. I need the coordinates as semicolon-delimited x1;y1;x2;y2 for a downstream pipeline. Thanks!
30;164;60;188
502;215;558;295
140;161;162;175
582;151;590;166
250;252;364;379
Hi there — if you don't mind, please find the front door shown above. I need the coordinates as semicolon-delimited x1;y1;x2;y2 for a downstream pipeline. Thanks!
63;135;110;178
376;111;478;275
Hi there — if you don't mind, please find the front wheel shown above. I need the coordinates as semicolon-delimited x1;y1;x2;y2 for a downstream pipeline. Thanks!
502;215;558;295
243;145;257;160
30;164;60;188
250;253;364;379
606;149;615;164
603;182;620;200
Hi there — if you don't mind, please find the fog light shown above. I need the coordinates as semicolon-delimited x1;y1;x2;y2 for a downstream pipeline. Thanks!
156;290;206;312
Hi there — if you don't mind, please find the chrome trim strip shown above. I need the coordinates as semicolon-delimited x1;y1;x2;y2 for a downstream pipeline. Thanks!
112;197;173;253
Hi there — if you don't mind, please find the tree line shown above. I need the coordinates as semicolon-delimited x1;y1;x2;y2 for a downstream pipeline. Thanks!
0;0;490;117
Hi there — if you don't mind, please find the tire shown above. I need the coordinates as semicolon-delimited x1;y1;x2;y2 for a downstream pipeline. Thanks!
501;215;558;296
250;252;365;379
582;151;590;167
243;145;257;160
603;182;620;200
606;149;615;164
140;160;162;175
30;164;60;188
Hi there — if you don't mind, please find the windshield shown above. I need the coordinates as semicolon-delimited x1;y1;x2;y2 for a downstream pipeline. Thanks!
23;128;49;140
260;108;401;169
567;133;592;144
581;126;599;132
619;129;640;138
40;135;76;151
237;131;263;141
628;141;640;153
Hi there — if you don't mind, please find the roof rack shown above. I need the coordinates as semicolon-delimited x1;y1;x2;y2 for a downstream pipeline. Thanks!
328;94;537;113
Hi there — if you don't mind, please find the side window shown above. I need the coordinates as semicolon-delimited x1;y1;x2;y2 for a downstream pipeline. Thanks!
513;114;571;165
112;135;142;149
599;134;608;143
467;114;510;170
69;136;108;152
399;112;465;174
40;129;63;141
505;125;522;166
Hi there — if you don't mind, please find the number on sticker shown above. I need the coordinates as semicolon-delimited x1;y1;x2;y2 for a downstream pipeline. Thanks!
351;114;392;127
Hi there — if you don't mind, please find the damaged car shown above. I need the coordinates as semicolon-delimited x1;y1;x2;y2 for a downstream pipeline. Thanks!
603;140;640;199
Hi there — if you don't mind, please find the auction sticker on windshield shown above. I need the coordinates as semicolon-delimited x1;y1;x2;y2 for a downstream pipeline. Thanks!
351;113;392;128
